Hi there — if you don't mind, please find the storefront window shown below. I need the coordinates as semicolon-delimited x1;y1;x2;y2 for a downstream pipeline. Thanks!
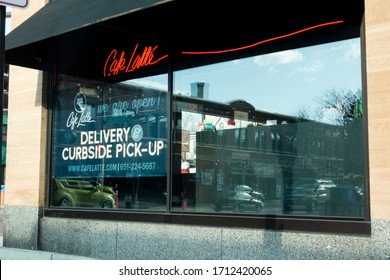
51;74;168;210
172;38;365;218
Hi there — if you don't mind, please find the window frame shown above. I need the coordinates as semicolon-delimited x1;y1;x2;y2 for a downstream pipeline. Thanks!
44;12;370;236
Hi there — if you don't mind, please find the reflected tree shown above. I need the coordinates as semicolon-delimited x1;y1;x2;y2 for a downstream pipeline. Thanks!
315;88;362;125
296;88;363;125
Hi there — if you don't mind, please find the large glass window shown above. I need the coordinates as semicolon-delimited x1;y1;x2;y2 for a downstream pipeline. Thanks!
51;74;168;211
172;38;365;218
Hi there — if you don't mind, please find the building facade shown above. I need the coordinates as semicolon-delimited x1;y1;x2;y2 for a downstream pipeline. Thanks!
2;0;390;259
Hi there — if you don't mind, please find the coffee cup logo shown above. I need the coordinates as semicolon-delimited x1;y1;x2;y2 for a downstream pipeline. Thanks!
74;92;87;113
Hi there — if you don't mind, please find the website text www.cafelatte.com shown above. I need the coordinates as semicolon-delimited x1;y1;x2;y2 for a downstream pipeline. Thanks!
119;265;272;277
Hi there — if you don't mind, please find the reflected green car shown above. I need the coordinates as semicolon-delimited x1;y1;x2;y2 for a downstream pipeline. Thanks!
53;178;115;208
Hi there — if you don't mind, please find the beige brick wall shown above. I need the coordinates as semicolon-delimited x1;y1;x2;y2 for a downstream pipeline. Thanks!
365;0;390;219
5;0;48;206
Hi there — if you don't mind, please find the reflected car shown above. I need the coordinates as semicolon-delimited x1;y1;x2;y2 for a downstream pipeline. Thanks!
234;185;265;200
312;184;363;207
53;178;116;208
214;191;264;213
283;186;316;213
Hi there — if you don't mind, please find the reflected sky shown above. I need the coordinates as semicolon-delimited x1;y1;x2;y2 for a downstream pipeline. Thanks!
174;38;362;118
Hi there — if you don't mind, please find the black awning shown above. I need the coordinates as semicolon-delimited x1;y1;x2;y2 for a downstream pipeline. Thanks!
5;0;173;70
5;0;364;79
6;0;171;50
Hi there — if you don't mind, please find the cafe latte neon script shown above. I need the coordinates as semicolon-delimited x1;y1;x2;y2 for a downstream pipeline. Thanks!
103;44;168;77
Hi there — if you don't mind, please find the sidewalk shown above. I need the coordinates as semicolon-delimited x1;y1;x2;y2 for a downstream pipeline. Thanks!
0;246;96;260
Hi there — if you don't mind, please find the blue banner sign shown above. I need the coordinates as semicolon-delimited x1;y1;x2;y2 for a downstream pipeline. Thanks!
53;81;167;178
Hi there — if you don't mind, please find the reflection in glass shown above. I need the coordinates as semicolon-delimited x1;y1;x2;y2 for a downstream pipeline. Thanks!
172;38;365;217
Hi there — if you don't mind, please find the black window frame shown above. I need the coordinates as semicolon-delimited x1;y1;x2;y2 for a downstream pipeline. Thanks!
43;1;370;236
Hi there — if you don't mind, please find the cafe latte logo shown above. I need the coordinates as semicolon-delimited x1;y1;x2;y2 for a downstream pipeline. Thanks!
66;92;95;130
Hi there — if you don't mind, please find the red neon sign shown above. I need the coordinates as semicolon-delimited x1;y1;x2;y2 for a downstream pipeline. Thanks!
181;20;344;55
103;20;343;77
103;44;168;77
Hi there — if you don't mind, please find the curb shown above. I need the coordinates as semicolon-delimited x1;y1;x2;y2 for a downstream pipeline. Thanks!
0;247;96;260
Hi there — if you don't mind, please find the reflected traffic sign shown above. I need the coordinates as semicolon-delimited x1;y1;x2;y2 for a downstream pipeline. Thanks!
0;1;28;9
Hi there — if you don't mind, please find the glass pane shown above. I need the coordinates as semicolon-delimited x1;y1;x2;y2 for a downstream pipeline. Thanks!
51;74;168;210
172;38;365;217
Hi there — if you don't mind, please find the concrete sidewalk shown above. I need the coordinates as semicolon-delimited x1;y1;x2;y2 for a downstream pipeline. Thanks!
0;246;96;260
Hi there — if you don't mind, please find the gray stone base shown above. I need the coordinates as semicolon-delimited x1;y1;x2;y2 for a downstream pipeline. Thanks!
36;217;390;260
4;205;42;250
3;204;389;259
